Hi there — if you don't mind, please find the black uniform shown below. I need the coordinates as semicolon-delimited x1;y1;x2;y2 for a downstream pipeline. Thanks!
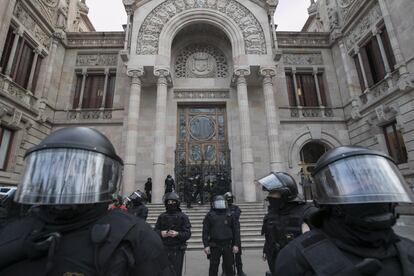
226;204;244;275
128;204;149;221
261;201;309;275
193;175;204;205
203;209;241;276
275;224;414;276
145;180;152;203
165;177;176;194
184;177;193;208
154;208;191;276
0;206;175;276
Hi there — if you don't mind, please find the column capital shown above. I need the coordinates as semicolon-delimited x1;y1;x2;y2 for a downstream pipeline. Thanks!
312;67;319;75
81;68;88;75
127;68;144;85
34;47;42;55
154;67;170;78
104;68;110;75
234;67;251;77
260;66;277;77
13;28;24;36
354;46;360;55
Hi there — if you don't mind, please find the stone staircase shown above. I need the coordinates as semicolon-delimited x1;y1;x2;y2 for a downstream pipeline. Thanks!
146;202;266;251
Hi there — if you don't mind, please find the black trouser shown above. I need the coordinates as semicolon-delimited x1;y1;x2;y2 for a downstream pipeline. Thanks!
145;191;151;203
193;188;204;204
166;246;185;276
185;192;192;208
222;246;243;275
209;242;234;276
266;250;279;276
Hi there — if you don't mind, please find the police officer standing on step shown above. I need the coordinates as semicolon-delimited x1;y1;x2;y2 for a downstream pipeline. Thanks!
155;191;191;276
223;192;246;276
145;177;152;203
256;172;312;276
203;195;241;276
0;127;174;276
275;146;414;275
184;175;193;208
165;175;176;194
126;190;149;221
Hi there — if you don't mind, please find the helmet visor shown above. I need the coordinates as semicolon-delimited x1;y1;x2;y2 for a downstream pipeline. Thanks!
15;149;122;205
213;198;228;209
313;155;414;204
255;173;283;192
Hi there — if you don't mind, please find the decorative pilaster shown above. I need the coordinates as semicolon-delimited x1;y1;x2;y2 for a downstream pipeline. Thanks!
41;36;59;100
356;48;370;93
339;40;361;120
124;8;132;50
260;67;284;172
123;68;144;196
152;68;170;203
234;67;256;202
77;68;87;108
313;67;324;107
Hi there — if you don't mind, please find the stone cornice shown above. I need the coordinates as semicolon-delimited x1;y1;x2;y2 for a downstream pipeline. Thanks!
66;32;125;49
276;32;331;48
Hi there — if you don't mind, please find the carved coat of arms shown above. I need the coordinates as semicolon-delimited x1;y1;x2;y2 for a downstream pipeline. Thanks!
187;52;215;78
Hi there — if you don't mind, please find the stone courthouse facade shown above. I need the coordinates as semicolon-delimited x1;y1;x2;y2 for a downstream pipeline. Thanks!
0;0;413;203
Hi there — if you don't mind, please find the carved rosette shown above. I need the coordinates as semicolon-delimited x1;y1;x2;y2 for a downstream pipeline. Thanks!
136;0;267;55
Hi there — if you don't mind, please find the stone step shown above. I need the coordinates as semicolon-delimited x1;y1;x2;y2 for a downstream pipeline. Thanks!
146;217;264;224
147;210;267;216
187;241;265;250
191;231;262;238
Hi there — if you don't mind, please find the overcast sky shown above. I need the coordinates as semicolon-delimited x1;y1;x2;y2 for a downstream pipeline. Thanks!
87;0;310;32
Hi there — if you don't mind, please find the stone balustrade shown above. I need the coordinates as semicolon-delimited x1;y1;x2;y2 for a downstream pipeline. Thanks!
0;73;36;110
289;107;335;118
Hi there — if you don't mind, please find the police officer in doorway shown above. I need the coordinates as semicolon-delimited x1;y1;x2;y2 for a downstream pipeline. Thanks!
193;174;205;205
126;190;149;221
223;192;246;276
145;177;152;203
184;175;194;208
155;192;191;276
275;146;414;275
165;175;176;194
203;195;241;276
256;172;312;276
0;127;174;276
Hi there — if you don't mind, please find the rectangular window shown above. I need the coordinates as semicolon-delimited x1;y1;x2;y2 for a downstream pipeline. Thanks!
285;73;297;106
354;27;396;91
0;127;13;170
73;72;116;109
383;122;408;164
296;73;319;107
0;27;15;74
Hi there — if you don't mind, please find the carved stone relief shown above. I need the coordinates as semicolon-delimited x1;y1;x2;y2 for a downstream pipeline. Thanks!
175;44;229;78
345;3;382;50
174;90;229;99
76;53;118;66
14;2;51;48
283;53;323;66
31;0;59;26
137;0;267;55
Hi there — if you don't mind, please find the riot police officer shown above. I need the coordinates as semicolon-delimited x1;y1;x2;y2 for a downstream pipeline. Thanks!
0;127;174;276
275;146;414;275
155;192;191;276
203;195;241;276
184;175;193;208
165;175;176;194
223;192;246;276
193;174;205;205
145;177;152;203
126;190;149;221
256;171;312;276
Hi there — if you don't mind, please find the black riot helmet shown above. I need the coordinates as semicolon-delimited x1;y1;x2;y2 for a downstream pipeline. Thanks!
212;195;228;210
127;190;147;206
15;127;123;205
255;172;298;201
224;192;234;204
164;191;181;207
312;146;414;205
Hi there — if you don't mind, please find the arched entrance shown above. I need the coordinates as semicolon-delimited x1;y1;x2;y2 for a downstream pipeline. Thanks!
299;141;330;200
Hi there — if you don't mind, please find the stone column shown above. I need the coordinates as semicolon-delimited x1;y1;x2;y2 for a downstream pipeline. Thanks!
101;68;110;108
235;68;256;202
313;68;324;107
4;28;22;76
260;67;284;172
152;68;170;203
27;48;41;92
356;48;370;92
77;69;87;108
123;68;144;196
292;68;301;107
